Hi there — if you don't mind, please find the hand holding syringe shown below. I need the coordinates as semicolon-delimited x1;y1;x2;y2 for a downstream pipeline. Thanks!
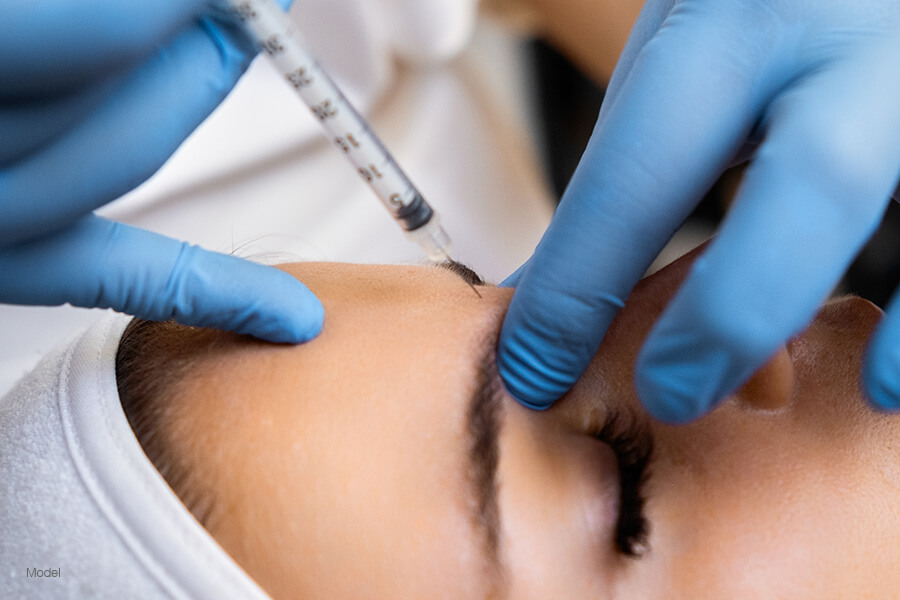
216;0;455;262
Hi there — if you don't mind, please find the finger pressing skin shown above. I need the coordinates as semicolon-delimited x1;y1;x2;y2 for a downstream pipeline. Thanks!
498;3;786;409
863;288;900;410
0;215;324;343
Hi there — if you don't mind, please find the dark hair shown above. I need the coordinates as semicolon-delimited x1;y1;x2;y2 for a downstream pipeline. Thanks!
115;318;224;531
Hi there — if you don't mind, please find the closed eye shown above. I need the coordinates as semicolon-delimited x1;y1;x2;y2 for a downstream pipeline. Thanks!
589;411;653;557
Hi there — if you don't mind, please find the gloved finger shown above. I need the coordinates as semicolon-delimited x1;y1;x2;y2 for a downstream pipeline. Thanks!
594;0;675;130
0;0;209;97
865;289;900;410
0;215;323;343
498;4;785;409
1;17;253;245
638;43;900;423
498;0;673;291
0;80;115;164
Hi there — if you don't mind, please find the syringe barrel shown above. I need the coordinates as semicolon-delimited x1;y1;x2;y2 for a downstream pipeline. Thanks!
216;0;451;246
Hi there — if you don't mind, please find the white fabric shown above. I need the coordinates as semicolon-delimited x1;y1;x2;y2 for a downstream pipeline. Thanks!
0;1;554;396
0;314;269;599
381;0;480;63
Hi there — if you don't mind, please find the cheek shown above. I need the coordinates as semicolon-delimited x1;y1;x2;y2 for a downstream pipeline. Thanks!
625;414;900;598
653;487;900;597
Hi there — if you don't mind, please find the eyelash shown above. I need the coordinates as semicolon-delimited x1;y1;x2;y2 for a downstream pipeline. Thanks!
589;411;653;558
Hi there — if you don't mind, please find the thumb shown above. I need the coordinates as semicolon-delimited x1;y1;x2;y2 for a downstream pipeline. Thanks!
0;215;323;343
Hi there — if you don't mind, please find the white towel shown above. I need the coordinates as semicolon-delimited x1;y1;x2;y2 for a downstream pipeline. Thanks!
0;315;269;599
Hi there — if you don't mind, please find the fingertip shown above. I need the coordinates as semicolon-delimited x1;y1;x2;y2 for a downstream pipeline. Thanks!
249;269;324;344
497;278;619;411
635;336;735;424
498;360;556;411
170;249;324;344
497;332;567;411
634;377;704;425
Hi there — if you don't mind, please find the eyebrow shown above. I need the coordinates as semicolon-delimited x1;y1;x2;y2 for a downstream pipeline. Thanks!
436;259;487;287
434;261;509;596
465;342;507;596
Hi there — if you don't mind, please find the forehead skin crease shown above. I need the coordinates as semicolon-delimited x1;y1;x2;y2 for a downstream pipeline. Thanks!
159;262;515;600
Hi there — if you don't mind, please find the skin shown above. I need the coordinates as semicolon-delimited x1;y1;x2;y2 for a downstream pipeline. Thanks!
515;0;645;82
158;247;900;599
482;0;645;83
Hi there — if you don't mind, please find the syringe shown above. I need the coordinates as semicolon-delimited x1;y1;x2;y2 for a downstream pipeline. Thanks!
215;0;454;262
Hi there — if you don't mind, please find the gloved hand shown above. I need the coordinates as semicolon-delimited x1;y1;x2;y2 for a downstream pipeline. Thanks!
499;0;900;422
0;0;322;342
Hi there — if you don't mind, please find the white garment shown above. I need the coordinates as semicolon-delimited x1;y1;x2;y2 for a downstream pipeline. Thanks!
0;314;266;599
0;0;554;396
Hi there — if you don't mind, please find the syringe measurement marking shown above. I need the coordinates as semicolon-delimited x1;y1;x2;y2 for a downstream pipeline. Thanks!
333;134;360;153
262;35;285;55
358;164;384;181
310;99;337;121
232;1;257;21
287;67;312;89
230;0;422;213
309;91;417;208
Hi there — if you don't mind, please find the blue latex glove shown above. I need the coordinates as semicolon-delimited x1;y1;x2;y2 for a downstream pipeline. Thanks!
0;0;322;342
499;0;900;422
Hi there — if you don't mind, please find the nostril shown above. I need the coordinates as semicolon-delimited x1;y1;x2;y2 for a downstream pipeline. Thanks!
735;345;795;412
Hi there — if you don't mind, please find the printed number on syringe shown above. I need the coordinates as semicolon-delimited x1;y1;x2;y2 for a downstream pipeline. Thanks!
359;165;384;182
288;68;313;88
311;100;337;121
334;135;361;153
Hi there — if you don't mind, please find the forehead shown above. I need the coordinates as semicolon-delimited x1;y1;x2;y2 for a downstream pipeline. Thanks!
273;262;510;396
179;262;511;598
281;261;491;304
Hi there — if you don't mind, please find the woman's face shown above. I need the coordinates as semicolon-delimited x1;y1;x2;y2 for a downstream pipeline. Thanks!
166;248;900;599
